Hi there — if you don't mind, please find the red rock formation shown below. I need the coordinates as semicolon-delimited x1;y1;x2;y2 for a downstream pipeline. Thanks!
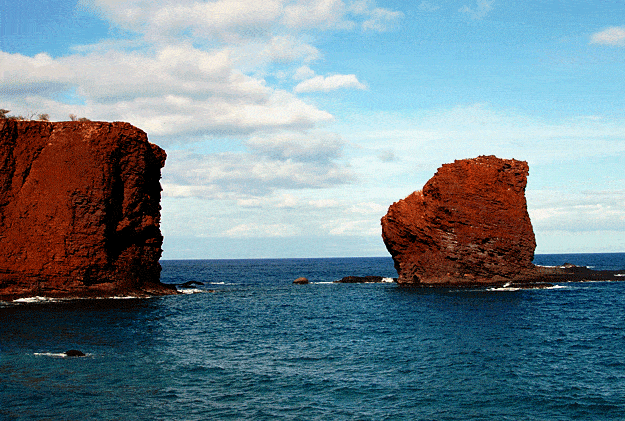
381;155;537;285
0;119;176;300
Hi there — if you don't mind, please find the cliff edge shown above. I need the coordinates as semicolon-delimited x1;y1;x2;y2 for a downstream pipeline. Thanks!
381;155;537;285
0;120;176;300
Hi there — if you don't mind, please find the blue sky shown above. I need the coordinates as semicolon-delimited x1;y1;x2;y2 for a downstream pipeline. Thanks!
2;0;624;258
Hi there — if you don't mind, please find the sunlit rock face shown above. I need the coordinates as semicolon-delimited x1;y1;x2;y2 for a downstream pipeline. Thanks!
381;155;537;286
0;120;176;300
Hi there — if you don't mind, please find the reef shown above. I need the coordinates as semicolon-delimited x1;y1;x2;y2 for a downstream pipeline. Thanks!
0;119;177;300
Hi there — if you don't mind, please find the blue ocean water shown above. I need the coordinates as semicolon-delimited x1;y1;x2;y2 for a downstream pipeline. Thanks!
1;253;624;420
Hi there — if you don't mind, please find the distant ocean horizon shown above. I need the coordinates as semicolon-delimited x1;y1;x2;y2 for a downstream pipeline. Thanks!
2;253;624;420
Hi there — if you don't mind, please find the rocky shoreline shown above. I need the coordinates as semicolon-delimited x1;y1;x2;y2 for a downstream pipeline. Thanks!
336;264;624;289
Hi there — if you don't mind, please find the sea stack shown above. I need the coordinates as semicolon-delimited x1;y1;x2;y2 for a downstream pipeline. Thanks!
0;119;176;300
381;155;537;286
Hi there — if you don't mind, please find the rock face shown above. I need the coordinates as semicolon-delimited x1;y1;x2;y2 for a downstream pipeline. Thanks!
381;156;537;285
0;120;176;300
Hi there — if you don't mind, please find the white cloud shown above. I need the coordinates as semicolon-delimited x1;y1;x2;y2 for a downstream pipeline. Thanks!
459;0;494;20
4;1;401;141
162;144;353;199
590;26;625;46
82;0;401;39
81;0;284;41
293;65;316;80
362;7;403;32
309;198;340;208
261;36;321;63
245;131;344;162
283;0;353;30
326;219;380;236
528;190;625;233
294;74;367;93
224;222;301;238
0;46;334;139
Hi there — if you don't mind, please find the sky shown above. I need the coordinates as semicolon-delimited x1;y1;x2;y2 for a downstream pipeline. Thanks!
1;0;624;259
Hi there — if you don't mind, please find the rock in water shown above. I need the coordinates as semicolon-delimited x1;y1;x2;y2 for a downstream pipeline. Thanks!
381;156;537;285
0;120;177;300
293;277;309;284
65;350;85;357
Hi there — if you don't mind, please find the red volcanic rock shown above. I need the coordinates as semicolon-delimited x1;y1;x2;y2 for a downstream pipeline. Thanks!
0;119;177;300
381;156;537;285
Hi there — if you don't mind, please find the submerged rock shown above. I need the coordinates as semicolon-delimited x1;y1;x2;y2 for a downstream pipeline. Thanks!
0;120;177;300
381;156;537;286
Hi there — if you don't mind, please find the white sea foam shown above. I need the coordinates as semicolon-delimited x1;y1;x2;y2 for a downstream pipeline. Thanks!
13;296;62;303
313;281;335;284
209;282;226;285
34;352;69;358
177;288;210;294
487;284;568;292
381;277;395;283
34;352;91;358
615;273;625;277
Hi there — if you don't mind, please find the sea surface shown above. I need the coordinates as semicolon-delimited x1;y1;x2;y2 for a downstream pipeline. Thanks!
1;253;624;420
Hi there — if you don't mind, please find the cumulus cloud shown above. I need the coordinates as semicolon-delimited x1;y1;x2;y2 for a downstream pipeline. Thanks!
81;0;402;40
294;74;367;93
459;0;494;20
3;1;400;143
293;65;316;80
261;35;321;63
282;0;353;30
0;46;335;139
590;26;625;46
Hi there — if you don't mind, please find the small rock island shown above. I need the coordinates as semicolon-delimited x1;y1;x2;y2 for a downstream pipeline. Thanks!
381;155;622;287
0;120;177;300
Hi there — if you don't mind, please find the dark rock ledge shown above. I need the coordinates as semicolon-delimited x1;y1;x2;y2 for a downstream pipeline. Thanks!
335;276;396;283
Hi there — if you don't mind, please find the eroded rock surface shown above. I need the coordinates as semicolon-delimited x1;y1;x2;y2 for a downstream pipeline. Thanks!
381;155;537;285
0;120;176;300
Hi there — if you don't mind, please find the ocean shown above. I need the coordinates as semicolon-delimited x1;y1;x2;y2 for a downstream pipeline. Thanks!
1;253;624;420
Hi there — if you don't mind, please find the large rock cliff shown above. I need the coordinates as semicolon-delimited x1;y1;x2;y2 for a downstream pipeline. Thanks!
0;120;176;300
381;156;537;285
